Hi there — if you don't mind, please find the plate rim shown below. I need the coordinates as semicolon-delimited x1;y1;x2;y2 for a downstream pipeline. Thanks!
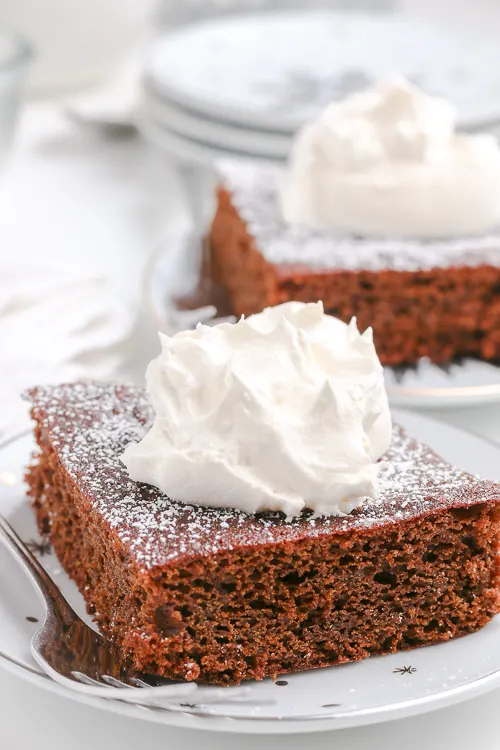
387;382;500;408
3;649;500;736
139;113;283;163
140;89;291;160
2;417;500;733
144;9;500;136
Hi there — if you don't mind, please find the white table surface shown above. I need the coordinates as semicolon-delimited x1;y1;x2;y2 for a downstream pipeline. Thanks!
1;104;500;750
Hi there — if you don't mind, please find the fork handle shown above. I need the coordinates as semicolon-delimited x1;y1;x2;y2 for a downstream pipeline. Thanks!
0;515;77;625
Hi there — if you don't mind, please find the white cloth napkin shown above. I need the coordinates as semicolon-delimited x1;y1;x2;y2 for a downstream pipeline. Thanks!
1;263;135;441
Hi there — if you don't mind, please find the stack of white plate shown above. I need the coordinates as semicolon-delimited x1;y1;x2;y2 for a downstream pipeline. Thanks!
139;9;500;165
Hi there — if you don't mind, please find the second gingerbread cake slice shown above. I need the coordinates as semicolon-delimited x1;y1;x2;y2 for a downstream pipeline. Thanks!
210;161;500;366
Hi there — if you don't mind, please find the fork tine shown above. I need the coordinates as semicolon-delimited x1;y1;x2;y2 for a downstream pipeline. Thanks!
71;671;107;688
62;674;197;701
101;674;195;715
129;677;151;688
75;672;170;714
101;675;131;689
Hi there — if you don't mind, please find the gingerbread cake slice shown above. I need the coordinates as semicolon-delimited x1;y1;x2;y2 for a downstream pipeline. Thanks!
210;161;500;366
26;382;500;685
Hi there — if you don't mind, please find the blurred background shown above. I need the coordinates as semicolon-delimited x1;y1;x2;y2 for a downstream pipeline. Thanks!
2;0;500;439
3;5;500;748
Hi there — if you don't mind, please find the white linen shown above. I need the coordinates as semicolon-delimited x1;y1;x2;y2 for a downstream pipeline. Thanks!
0;263;135;440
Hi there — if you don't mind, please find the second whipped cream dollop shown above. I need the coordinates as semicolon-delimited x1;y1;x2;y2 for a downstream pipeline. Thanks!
281;77;500;239
122;302;391;518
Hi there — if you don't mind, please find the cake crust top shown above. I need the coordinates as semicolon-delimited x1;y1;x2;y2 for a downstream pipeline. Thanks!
27;382;500;570
218;160;500;273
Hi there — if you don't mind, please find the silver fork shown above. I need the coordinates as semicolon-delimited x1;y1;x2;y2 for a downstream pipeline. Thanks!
0;515;205;706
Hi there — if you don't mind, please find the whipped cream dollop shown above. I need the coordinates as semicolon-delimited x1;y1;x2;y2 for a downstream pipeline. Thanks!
122;302;392;518
281;77;500;239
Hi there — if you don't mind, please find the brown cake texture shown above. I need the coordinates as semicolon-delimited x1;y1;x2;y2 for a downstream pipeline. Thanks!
210;161;500;366
26;382;500;686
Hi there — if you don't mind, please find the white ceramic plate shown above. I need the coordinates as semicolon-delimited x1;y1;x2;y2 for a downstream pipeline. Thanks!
145;10;500;134
140;89;291;161
142;233;500;409
385;360;500;409
138;111;284;165
1;415;500;734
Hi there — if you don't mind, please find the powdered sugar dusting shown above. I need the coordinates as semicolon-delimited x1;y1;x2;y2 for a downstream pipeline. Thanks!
27;382;500;571
218;160;500;272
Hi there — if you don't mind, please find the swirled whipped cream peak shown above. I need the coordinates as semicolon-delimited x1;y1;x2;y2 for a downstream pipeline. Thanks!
122;302;392;519
281;76;500;238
